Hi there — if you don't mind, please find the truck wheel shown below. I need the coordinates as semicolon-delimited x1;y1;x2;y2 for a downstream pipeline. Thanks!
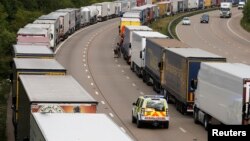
204;115;210;130
131;62;134;71
194;108;199;124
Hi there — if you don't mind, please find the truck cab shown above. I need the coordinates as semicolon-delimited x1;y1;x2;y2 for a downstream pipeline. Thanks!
220;2;232;18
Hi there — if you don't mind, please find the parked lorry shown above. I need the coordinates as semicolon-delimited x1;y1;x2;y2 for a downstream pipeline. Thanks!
143;38;189;93
122;26;152;64
173;0;186;13
114;0;129;16
204;0;212;8
67;8;81;30
104;2;116;19
93;2;109;21
130;31;168;77
12;44;54;58
80;7;91;26
35;15;60;49
30;113;134;141
85;6;99;24
220;2;232;18
17;28;50;47
188;0;199;10
16;75;98;141
119;17;141;36
161;48;226;114
56;9;76;34
11;58;66;126
24;24;54;48
193;63;250;129
156;1;172;17
49;12;70;40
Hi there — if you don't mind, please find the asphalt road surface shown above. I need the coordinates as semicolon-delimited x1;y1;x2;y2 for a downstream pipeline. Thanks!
56;18;207;141
176;8;250;64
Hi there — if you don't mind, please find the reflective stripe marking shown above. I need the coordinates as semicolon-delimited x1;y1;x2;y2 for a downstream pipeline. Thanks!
109;113;114;118
120;127;126;133
95;91;99;95
101;101;105;104
179;127;187;133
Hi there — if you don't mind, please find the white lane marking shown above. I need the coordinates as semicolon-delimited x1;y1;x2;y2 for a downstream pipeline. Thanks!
115;60;118;62
83;59;85;62
90;82;94;86
88;39;92;42
84;47;87;50
95;91;99;95
117;64;121;67
140;92;144;95
83;55;86;57
227;14;250;43
132;83;136;87
179;127;187;133
101;101;105;104
84;64;87;67
85;69;88;72
109;113;114;118
126;76;130;79
55;25;92;53
87;75;91;79
121;70;124;73
120;127;126;133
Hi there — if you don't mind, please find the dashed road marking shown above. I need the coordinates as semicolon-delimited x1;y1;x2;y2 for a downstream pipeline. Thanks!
118;64;121;67
126;76;130;79
109;113;114;118
101;101;105;104
121;70;124;73
132;83;136;87
85;69;88;72
179;127;187;133
90;82;94;86
83;55;86;58
83;59;85;62
95;91;99;95
120;127;126;133
84;64;87;67
87;75;91;79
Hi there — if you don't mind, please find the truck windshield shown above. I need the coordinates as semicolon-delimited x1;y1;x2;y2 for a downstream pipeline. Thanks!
146;100;165;111
221;8;230;11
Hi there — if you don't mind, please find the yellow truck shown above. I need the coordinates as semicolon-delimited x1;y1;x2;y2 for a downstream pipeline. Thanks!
119;17;141;36
204;0;212;8
157;1;172;17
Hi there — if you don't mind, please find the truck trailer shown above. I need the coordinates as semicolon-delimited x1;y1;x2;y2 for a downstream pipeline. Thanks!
194;63;250;129
93;2;109;21
30;113;133;141
56;9;76;34
12;58;66;126
130;31;168;77
16;75;98;141
122;26;152;64
12;44;54;58
143;38;190;93
162;48;226;114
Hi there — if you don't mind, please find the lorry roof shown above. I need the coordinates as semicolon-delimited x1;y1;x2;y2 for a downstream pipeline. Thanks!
49;12;68;17
121;18;140;21
18;28;48;35
57;9;75;12
13;45;53;55
32;113;133;141
14;58;65;70
34;19;57;24
38;15;59;20
20;75;97;103
126;25;152;31
133;31;168;38
166;48;223;58
147;38;190;49
25;24;51;29
202;63;250;79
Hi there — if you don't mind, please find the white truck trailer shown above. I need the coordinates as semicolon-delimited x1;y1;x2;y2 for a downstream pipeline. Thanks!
130;31;168;76
93;2;109;21
56;9;76;34
220;2;232;18
30;113;134;141
194;63;250;129
122;26;152;64
34;15;60;49
16;75;98;141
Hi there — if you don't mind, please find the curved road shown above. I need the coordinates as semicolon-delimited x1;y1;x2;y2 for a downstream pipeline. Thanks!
176;8;250;64
56;18;207;141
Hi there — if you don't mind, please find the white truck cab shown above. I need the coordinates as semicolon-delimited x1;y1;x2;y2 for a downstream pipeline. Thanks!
220;2;232;18
238;1;245;9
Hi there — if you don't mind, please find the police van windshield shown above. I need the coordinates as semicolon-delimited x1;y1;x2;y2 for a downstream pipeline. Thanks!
146;100;165;111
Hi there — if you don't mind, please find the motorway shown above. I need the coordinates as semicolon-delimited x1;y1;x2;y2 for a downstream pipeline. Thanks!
55;8;249;141
56;18;206;141
176;8;250;64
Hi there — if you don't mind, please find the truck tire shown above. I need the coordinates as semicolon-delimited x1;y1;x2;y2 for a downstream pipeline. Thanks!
194;108;199;124
131;62;134;72
132;115;136;123
164;121;169;129
204;115;210;130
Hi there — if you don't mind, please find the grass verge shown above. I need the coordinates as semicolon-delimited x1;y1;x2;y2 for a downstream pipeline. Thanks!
241;19;250;32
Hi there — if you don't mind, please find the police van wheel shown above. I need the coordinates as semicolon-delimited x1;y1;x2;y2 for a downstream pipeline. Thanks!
137;119;143;128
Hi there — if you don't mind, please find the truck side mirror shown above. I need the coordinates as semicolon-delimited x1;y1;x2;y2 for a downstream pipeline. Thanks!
191;79;198;90
158;62;163;70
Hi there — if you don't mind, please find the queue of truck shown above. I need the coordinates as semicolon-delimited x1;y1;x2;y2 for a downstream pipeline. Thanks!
10;0;249;140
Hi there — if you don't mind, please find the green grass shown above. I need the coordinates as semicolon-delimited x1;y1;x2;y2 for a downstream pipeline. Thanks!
0;80;10;141
241;19;250;32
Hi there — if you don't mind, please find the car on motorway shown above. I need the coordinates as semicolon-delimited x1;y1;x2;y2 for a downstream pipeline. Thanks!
238;1;245;9
200;14;209;23
132;95;169;128
182;17;191;25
